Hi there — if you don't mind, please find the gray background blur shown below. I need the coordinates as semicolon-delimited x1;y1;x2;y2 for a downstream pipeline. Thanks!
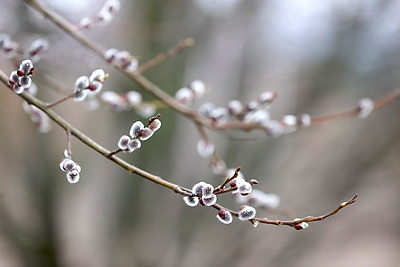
0;0;400;266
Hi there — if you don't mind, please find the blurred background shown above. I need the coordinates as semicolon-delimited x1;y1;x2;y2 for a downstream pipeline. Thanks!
1;0;400;266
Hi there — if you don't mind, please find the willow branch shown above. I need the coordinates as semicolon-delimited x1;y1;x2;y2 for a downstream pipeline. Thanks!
1;67;359;227
0;69;189;194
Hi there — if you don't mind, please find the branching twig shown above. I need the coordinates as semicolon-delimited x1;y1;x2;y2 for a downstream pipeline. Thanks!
0;67;188;194
0;65;357;228
22;0;200;121
46;93;75;108
213;194;358;228
21;0;400;135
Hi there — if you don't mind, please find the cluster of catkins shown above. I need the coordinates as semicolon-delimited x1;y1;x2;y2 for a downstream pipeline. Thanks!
183;170;261;225
100;90;156;118
117;118;161;153
175;80;207;105
59;151;82;184
199;91;312;137
229;169;280;210
0;34;48;62
78;0;121;29
104;48;139;72
9;60;35;94
8;60;50;132
74;69;108;103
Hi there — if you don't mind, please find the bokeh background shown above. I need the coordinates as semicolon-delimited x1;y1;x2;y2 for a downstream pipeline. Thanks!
1;0;400;266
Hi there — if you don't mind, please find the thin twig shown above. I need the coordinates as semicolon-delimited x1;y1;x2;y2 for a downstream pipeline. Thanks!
46;93;75;108
137;38;195;73
107;148;122;158
66;128;72;157
213;194;358;228
311;90;400;126
215;167;240;192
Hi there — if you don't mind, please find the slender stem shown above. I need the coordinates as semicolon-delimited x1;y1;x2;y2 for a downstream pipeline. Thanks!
213;194;358;228
311;90;400;126
137;38;195;73
107;148;122;158
194;121;208;141
46;93;75;108
66;129;72;157
215;167;240;191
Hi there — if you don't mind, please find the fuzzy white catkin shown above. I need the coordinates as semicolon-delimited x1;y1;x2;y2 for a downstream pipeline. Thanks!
129;121;144;138
183;196;199;207
217;209;233;224
197;140;215;158
189;80;206;98
175;87;194;104
238;206;256;221
358;98;374;119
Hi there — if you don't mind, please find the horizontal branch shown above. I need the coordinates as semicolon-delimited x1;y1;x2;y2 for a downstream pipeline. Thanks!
22;0;400;136
0;63;357;228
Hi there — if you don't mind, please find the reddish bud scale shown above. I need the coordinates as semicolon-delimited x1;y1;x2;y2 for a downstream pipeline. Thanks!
29;49;39;57
199;198;205;206
88;83;97;91
4;47;14;53
294;224;303;230
217;209;233;224
249;179;259;185
218;209;227;218
17;70;25;76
